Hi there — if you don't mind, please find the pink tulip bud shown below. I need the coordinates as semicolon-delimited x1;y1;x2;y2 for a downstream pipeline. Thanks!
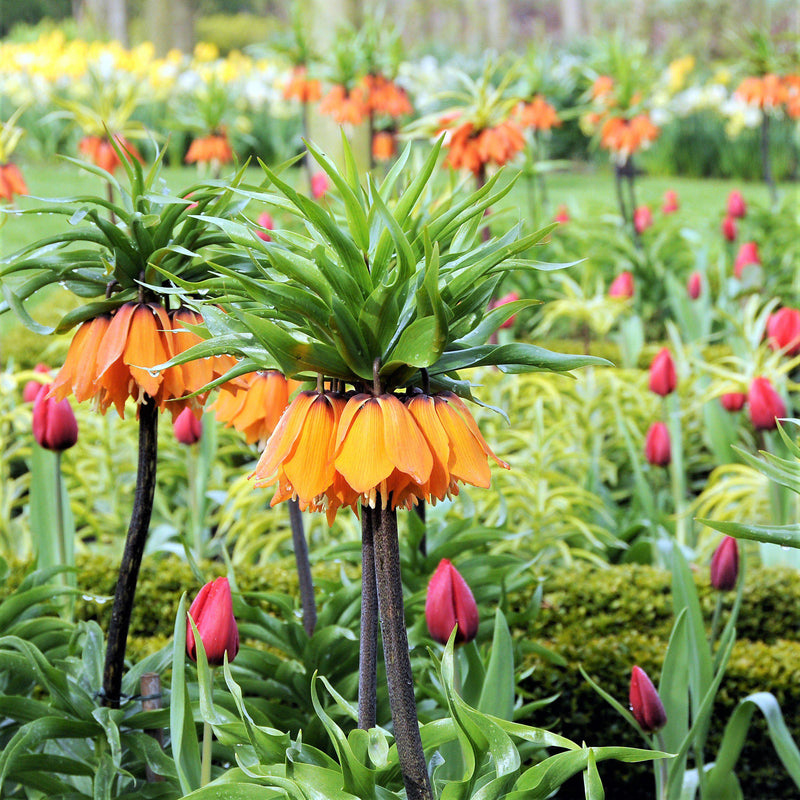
554;204;570;224
727;190;746;219
649;348;677;397
747;377;785;431
23;363;51;403
662;190;679;214
766;307;800;356
733;242;760;279
633;205;653;234
629;666;667;733
489;291;521;329
186;577;239;666
425;559;479;645
710;536;739;591
721;215;737;242
644;422;671;467
720;392;746;412
311;171;330;200
174;407;203;445
256;211;274;241
32;384;78;451
687;272;702;300
609;271;634;299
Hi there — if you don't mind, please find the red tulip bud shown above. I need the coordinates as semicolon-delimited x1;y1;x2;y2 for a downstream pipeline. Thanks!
733;242;760;279
186;577;239;666
32;384;78;451
633;205;653;234
489;291;521;329
710;536;739;591
644;422;671;467
256;211;274;241
629;666;667;733
648;348;677;397
311;171;330;200
747;377;785;431
554;204;570;224
23;363;51;402
720;392;746;412
662;190;679;214
727;190;746;219
425;559;479;645
721;215;737;242
174;407;203;445
766;307;800;356
687;272;702;300
609;271;634;299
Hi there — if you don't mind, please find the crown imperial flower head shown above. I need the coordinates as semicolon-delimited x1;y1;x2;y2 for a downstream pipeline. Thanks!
425;558;479;645
33;384;79;451
648;348;677;396
629;666;667;733
186;577;239;666
748;377;785;431
644;421;671;466
710;536;739;592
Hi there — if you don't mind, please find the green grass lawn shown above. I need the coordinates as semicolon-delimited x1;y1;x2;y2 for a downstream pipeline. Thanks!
0;155;791;339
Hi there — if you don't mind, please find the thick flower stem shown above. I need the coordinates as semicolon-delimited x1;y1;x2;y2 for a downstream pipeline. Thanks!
358;505;378;729
102;397;159;708
614;163;629;225
373;501;433;800
201;721;213;787
761;114;776;205
288;497;317;637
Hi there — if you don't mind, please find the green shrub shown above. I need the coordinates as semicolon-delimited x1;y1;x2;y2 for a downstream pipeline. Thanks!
193;14;280;54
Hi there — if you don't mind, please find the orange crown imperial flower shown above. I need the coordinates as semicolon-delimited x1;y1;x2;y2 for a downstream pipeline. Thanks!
251;389;508;522
78;135;143;174
515;96;561;132
445;120;525;174
185;133;234;166
49;303;222;420
283;66;322;104
0;162;28;201
319;85;369;126
211;370;302;447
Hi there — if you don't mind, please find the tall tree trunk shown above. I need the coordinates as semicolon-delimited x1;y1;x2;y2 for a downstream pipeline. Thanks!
106;0;129;45
145;0;195;57
561;0;584;38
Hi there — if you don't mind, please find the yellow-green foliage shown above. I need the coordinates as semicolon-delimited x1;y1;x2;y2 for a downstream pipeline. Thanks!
516;564;800;799
193;15;281;55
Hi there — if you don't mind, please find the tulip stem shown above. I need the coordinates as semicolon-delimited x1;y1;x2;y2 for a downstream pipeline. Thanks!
655;732;668;800
201;721;212;787
288;497;317;637
709;593;724;652
373;501;432;800
53;452;67;572
358;505;378;729
102;397;159;708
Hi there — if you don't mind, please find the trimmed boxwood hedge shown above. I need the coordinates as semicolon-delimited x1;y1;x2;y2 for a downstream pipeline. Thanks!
4;557;798;798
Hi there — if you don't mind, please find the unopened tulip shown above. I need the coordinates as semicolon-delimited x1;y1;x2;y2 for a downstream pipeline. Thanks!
186;577;239;666
710;536;739;591
23;363;51;402
32;385;78;451
733;242;760;279
747;377;785;431
721;215;737;242
489;291;521;329
727;190;746;219
425;559;479;645
644;422;671;466
766;307;800;356
662;190;679;214
256;211;274;241
174;407;203;445
629;666;667;733
311;171;330;200
649;348;677;397
554;204;570;224
633;205;653;234
609;271;634;299
720;392;746;412
687;272;702;300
